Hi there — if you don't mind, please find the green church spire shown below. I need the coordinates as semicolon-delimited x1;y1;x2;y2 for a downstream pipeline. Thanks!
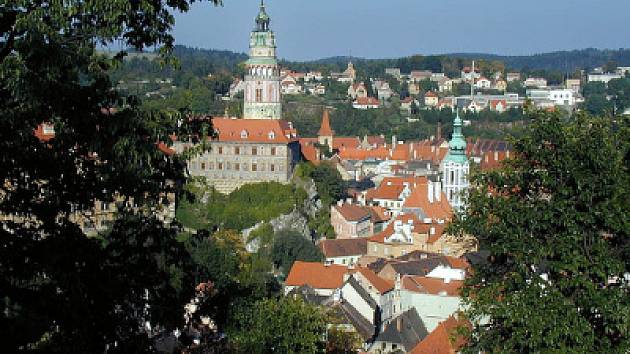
255;0;270;31
444;110;468;164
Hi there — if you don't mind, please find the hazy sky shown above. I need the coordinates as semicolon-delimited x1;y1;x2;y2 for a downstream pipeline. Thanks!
172;0;630;61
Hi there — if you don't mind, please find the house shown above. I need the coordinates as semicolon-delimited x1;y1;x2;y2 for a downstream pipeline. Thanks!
353;97;380;110
410;70;433;83
474;76;492;89
307;83;326;95
400;97;418;115
433;77;454;93
408;82;421;95
489;99;507;112
493;79;507;91
397;267;464;332
305;71;323;82
375;81;394;101
331;61;357;83
424;91;439;107
524;77;547;88
565;78;581;93
587;72;622;84
506;72;521;82
284;261;348;296
410;315;470;354
370;308;428;353
336;276;381;343
437;98;455;111
367;213;450;258
281;74;302;94
319;238;368;265
348;82;368;99
400;179;452;222
385;67;401;79
460;67;480;82
331;202;374;239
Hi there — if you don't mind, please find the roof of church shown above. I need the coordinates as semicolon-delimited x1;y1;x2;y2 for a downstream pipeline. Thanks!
318;110;334;136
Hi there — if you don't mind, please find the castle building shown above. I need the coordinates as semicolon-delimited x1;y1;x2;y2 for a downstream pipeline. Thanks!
440;111;469;212
182;1;300;193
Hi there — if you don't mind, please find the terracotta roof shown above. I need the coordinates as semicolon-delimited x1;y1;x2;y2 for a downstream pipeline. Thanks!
301;143;320;164
368;184;405;201
334;204;371;222
425;91;438;97
285;261;348;289
213;118;298;143
157;142;175;156
333;137;360;149
356;267;394;294
354;97;380;106
401;275;463;296
319;238;368;258
391;143;411;160
445;256;470;270
318;110;334;136
410;316;470;354
367;135;386;146
33;123;55;142
402;184;452;221
367;206;390;223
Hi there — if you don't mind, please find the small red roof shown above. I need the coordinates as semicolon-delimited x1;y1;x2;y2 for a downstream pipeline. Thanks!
402;275;463;296
425;91;438;97
355;97;380;106
410;316;470;354
285;261;348;289
355;266;394;294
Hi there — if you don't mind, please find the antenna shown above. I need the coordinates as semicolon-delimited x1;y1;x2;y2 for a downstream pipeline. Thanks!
470;60;475;100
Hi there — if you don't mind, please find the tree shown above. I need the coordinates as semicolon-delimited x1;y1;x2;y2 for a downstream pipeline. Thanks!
228;296;328;353
326;326;364;354
1;0;220;351
272;230;323;274
454;112;629;353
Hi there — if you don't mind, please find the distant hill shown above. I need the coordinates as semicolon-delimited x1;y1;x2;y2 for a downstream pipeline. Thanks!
447;48;630;72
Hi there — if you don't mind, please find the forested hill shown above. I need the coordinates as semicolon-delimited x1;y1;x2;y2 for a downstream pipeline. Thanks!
449;48;630;72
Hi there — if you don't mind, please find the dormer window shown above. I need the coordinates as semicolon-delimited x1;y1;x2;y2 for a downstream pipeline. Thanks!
268;131;275;140
240;130;248;139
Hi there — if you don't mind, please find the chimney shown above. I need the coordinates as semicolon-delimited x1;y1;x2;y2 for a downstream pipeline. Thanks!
435;181;441;201
346;198;352;204
337;200;343;207
428;182;434;203
391;135;396;147
430;227;436;235
396;317;403;332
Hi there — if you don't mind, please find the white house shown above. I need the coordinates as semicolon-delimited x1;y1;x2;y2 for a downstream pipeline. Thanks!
474;77;492;89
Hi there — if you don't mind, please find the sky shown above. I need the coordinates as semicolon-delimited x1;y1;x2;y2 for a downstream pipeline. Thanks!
172;0;630;61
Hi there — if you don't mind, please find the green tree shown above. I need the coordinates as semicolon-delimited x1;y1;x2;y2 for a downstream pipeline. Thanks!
229;296;328;353
455;112;629;353
0;0;219;351
272;230;323;274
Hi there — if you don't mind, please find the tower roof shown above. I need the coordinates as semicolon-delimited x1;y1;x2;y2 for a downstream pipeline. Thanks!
318;109;334;136
444;110;468;164
255;0;270;31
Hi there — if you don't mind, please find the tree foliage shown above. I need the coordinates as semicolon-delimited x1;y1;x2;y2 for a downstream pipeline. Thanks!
0;0;220;351
228;296;328;353
272;230;323;274
455;112;629;353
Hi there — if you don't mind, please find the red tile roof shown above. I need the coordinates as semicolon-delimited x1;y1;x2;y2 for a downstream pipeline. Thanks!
333;137;361;150
425;91;438;97
401;275;463;296
334;204;371;222
355;266;394;294
319;238;368;258
33;123;55;142
213;118;298;143
355;97;380;106
285;261;348;289
402;184;452;221
410;316;470;354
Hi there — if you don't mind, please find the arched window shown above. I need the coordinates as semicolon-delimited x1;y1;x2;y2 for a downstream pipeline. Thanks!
240;130;248;139
268;131;275;140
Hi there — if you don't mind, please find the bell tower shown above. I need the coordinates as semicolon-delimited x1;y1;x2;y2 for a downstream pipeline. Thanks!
243;0;282;120
441;110;470;212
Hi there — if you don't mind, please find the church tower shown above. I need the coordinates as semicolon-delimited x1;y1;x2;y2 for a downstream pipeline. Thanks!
441;111;469;212
317;109;334;151
243;1;282;120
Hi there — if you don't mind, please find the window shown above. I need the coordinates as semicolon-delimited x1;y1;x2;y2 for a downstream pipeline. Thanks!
252;147;257;155
218;162;223;170
450;170;454;183
255;88;262;102
240;130;248;139
218;146;223;154
235;147;240;155
268;131;275;140
252;163;257;171
270;164;275;172
201;162;206;170
235;163;240;171
271;147;276;155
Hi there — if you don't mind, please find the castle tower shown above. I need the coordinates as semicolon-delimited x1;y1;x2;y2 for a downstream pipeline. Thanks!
441;111;469;212
243;0;282;120
317;109;334;151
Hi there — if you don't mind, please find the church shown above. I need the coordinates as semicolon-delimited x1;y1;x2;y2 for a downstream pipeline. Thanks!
181;1;300;193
